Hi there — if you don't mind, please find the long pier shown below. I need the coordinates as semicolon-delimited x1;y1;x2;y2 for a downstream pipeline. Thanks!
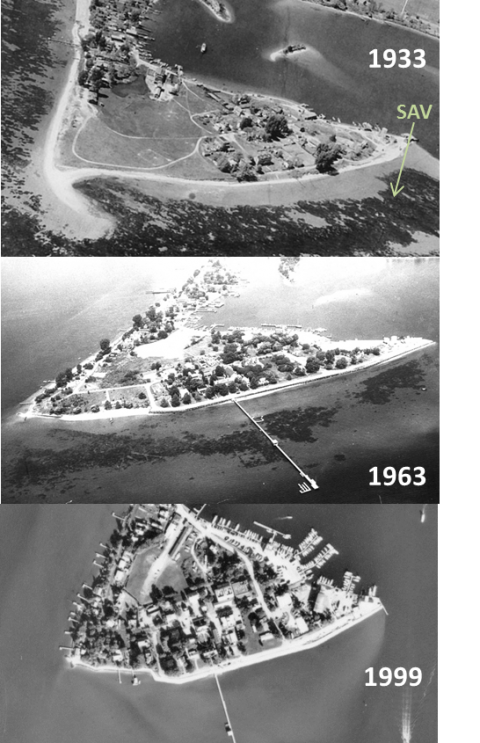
233;400;318;490
215;674;238;742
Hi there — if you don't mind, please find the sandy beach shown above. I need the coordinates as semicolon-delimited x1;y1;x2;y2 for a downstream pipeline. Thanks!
67;597;384;684
42;0;113;232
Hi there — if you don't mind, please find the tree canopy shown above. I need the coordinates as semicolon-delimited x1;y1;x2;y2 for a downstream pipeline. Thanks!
264;114;290;140
314;142;343;172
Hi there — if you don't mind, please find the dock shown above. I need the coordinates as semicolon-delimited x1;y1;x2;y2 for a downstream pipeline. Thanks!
232;400;318;490
253;521;291;540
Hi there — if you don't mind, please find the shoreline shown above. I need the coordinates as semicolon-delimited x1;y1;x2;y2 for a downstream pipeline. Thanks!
298;0;439;41
21;337;436;422
194;0;234;24
66;590;384;684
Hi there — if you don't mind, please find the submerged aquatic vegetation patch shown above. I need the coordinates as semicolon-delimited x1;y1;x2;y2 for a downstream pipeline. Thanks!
2;170;439;256
353;360;426;405
1;425;281;492
262;405;341;443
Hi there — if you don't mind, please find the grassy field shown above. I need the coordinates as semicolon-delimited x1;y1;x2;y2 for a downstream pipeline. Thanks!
154;560;188;592
160;150;230;180
127;542;164;602
72;80;223;170
102;86;212;139
99;359;153;388
108;385;150;406
74;116;201;168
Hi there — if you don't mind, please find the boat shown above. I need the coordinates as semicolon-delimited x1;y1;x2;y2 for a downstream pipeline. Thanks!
420;506;426;523
201;43;207;54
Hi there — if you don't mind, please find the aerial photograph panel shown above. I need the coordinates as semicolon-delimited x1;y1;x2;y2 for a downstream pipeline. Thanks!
1;256;439;503
0;503;437;743
1;0;439;255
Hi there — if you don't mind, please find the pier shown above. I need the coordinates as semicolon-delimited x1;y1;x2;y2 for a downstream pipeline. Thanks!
215;674;238;742
253;521;291;540
232;400;319;490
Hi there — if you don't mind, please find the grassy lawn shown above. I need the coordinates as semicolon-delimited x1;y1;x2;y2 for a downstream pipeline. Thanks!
162;150;232;180
74;116;202;169
127;542;164;602
154;560;188;593
103;84;213;139
99;358;154;388
108;385;149;406
73;81;225;170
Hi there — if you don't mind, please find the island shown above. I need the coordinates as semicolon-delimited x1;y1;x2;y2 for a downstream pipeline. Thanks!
60;504;384;683
25;260;435;422
45;0;408;219
195;0;233;23
22;259;434;420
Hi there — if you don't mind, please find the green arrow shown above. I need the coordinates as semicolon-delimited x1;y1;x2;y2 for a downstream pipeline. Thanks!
390;122;416;197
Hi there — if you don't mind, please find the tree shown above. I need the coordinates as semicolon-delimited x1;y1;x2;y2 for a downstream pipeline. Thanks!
314;142;343;172
76;363;82;374
56;372;66;388
239;116;253;129
182;392;191;405
236;160;257;182
335;356;348;369
171;394;180;407
105;400;112;410
146;306;156;321
132;314;143;328
100;338;110;352
78;69;89;87
264;114;289;140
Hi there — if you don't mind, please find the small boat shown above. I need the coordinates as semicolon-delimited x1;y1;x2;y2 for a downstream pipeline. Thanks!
420;506;426;523
200;42;207;54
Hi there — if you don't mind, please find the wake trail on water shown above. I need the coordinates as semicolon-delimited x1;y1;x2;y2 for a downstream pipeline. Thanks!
413;664;436;724
400;664;436;741
312;287;371;307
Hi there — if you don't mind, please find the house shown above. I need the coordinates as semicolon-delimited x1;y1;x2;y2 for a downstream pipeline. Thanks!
214;583;234;603
259;630;275;645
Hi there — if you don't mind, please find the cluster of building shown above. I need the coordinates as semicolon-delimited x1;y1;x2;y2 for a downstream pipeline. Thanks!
196;91;382;177
77;0;184;104
144;63;183;101
64;505;380;680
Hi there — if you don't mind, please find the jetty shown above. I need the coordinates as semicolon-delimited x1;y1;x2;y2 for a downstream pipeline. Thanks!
233;399;319;490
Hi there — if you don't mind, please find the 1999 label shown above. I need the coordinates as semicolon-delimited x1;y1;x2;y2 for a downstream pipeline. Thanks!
369;466;426;486
365;667;422;686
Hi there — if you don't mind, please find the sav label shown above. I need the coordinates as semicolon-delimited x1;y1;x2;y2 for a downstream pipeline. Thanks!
397;105;433;120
